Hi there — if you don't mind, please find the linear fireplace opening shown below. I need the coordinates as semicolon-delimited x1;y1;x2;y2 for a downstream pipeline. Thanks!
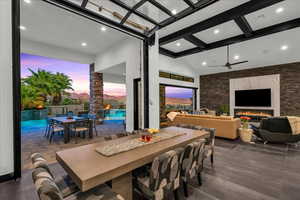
234;109;274;122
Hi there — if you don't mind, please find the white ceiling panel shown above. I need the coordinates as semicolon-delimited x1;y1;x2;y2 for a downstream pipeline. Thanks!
20;0;130;56
193;20;243;44
161;38;196;53
156;0;189;14
183;27;300;75
158;0;250;38
245;0;300;31
137;1;170;23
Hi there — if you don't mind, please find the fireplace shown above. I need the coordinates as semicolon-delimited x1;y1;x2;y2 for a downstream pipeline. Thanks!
234;109;274;122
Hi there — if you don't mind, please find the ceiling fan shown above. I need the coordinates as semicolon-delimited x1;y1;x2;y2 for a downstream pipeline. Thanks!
207;45;248;69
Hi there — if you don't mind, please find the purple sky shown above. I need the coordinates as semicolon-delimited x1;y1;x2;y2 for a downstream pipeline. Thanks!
21;53;126;96
21;53;192;98
166;86;193;99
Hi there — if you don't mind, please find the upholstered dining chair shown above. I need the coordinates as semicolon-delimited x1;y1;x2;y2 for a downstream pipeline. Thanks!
133;148;184;200
32;167;124;200
181;139;206;197
70;119;90;143
31;153;79;198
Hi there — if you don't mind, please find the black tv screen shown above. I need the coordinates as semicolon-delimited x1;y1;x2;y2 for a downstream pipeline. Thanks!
235;89;271;107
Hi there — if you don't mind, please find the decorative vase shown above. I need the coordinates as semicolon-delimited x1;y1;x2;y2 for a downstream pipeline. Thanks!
239;128;253;143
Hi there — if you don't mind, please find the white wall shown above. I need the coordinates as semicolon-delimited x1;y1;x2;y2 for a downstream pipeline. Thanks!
21;39;95;64
94;38;142;131
0;0;14;176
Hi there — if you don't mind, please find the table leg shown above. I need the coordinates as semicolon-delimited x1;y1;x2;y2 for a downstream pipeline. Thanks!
64;124;70;143
89;120;93;139
111;172;132;200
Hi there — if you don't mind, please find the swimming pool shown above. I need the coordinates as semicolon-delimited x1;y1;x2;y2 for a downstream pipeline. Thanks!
104;109;126;120
21;109;126;134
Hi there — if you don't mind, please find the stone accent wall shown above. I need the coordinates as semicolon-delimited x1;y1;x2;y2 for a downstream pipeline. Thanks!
159;85;166;122
89;64;104;118
200;62;300;116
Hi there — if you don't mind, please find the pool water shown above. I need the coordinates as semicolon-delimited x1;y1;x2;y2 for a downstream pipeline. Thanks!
104;109;126;120
21;109;126;134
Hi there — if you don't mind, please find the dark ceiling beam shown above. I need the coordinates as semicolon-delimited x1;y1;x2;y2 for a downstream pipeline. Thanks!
110;0;159;26
147;0;173;16
183;0;196;8
183;35;207;48
234;16;253;37
159;0;284;45
81;0;88;8
120;0;147;24
175;18;300;58
159;47;178;58
148;0;219;35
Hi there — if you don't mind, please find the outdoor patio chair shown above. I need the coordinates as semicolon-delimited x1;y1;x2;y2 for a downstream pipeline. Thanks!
181;139;206;197
70;119;90;143
32;165;124;200
31;153;79;198
133;148;184;200
48;120;64;144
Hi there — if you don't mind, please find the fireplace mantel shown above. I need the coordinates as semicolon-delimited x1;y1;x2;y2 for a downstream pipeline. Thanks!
229;74;280;117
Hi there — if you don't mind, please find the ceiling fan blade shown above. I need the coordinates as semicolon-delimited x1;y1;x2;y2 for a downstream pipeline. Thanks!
229;60;248;66
207;65;226;68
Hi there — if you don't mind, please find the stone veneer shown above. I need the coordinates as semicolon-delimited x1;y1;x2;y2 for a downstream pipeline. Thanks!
200;62;300;116
159;85;166;122
89;64;104;118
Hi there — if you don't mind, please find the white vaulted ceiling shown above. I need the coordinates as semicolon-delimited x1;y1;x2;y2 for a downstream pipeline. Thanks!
20;0;131;57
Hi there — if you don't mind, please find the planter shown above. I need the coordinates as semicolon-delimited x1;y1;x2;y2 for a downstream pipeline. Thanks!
239;128;253;143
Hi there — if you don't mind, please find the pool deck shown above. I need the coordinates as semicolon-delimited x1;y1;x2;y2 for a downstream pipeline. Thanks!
21;121;126;170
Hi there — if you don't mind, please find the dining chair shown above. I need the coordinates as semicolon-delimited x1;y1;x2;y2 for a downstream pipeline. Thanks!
70;119;90;143
32;166;124;200
31;153;79;198
48;120;64;144
181;139;206;197
133;148;184;200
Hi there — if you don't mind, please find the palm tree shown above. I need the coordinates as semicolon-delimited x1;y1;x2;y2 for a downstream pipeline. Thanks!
22;68;74;105
51;72;73;105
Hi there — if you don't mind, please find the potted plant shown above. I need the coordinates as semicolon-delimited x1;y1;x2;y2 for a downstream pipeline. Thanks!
239;116;253;143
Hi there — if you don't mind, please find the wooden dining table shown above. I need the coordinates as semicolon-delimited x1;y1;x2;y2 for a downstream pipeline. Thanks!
50;116;93;143
56;127;209;200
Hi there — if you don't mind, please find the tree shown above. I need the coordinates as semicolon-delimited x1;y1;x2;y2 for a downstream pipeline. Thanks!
51;72;73;105
22;68;74;106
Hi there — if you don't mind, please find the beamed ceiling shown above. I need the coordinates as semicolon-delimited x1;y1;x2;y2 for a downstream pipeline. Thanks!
63;0;300;60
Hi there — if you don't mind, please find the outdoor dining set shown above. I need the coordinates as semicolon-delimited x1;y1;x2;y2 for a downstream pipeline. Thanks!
44;112;98;144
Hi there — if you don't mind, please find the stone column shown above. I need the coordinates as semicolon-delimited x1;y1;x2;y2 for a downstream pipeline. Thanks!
89;64;104;119
159;85;166;122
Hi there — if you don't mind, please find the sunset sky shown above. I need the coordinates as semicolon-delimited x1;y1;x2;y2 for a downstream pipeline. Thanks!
21;53;193;98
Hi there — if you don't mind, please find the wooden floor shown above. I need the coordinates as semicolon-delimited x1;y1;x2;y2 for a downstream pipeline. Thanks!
1;138;300;200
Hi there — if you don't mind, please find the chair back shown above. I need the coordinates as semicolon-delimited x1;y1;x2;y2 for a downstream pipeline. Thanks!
149;148;183;193
181;140;206;181
32;167;63;200
73;119;90;128
31;153;54;177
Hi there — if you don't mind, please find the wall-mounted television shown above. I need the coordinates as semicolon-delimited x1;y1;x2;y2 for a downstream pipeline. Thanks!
235;89;271;107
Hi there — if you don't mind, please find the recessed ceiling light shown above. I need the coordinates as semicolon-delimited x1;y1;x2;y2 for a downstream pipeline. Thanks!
234;55;240;60
100;26;107;32
276;7;284;14
171;9;177;15
213;29;220;35
202;61;207;66
176;42;181;47
19;25;26;30
281;45;288;51
24;0;31;4
81;42;87;47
